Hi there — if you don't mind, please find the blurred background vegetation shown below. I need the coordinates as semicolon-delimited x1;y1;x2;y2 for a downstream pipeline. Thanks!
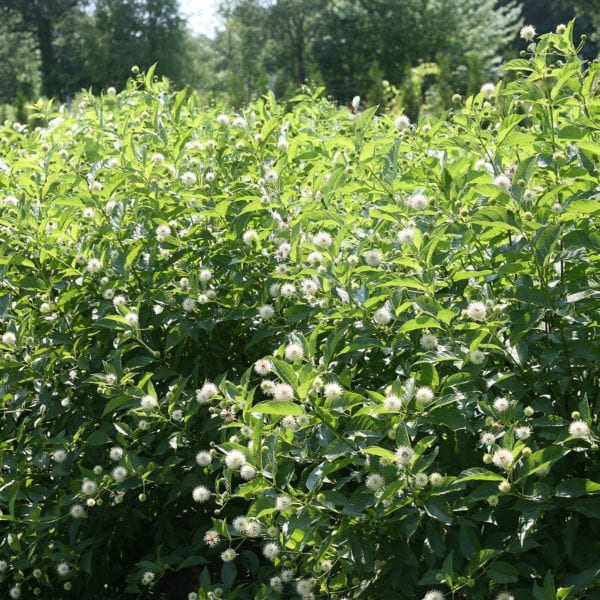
0;0;598;122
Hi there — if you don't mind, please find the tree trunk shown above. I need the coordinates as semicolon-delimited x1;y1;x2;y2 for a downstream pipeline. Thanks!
37;15;59;98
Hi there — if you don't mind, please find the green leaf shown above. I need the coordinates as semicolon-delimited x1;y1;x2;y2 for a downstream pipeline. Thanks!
533;570;556;600
454;468;506;484
486;560;519;584
423;497;453;526
555;479;600;498
250;401;304;416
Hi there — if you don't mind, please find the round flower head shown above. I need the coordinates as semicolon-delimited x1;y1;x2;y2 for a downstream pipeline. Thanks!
196;450;212;467
70;503;85;518
244;519;262;537
395;445;414;466
242;229;258;245
112;466;127;482
270;576;283;592
258;305;275;320
109;446;123;461
363;249;381;267
422;591;444;600
493;397;510;413
480;432;496;447
265;169;278;183
196;382;219;404
395;114;411;130
323;382;344;400
494;173;512;192
224;450;247;470
181;171;197;186
284;342;304;362
420;333;438;351
280;282;296;298
141;571;155;585
568;420;589;438
192;485;211;503
296;579;314;596
373;307;392;325
414;472;429;488
365;473;385;491
263;542;280;561
496;593;515;600
273;382;294;402
415;386;434;405
481;82;496;98
276;495;292;511
140;394;157;410
384;394;402;411
221;548;237;562
203;530;220;547
466;301;487;322
515;426;531;440
520;24;536;41
254;358;273;376
182;297;196;312
240;464;257;480
155;224;171;241
2;331;16;346
9;586;21;599
56;562;70;576
52;449;68;463
86;258;102;273
312;231;332;249
81;480;97;495
407;192;429;210
492;448;513;470
469;349;485;364
123;312;139;327
397;227;415;245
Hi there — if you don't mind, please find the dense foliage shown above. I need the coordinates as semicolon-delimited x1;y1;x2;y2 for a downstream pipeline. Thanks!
1;23;599;600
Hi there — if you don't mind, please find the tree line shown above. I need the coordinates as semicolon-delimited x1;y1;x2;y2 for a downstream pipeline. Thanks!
1;0;598;120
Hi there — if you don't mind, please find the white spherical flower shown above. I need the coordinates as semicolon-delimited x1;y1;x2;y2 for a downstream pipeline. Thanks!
216;113;229;125
232;516;247;533
481;82;496;98
363;249;381;267
492;449;513;470
57;562;71;576
312;231;333;249
281;568;295;582
481;432;496;447
196;451;213;467
221;548;237;562
515;426;531;440
9;586;21;600
52;449;68;463
469;349;486;364
494;173;512;192
414;472;429;488
182;297;196;313
273;382;294;402
384;394;403;411
263;542;280;561
254;359;273;376
277;137;289;150
365;473;385;491
113;294;127;306
395;445;414;466
420;333;438;351
70;503;85;518
496;592;515;600
300;278;319;297
265;169;278;183
87;258;102;273
568;420;590;438
232;116;247;128
199;268;212;283
352;95;361;111
2;331;16;346
373;307;392;325
422;591;444;600
109;446;123;461
81;480;97;495
203;530;220;548
407;192;430;210
493;397;510;413
276;495;292;511
415;386;434;404
523;189;535;202
0;559;8;572
112;466;127;482
520;24;536;41
240;464;257;480
196;382;219;404
306;251;324;265
397;227;415;245
224;450;247;470
151;153;164;165
395;115;411;130
124;312;139;326
192;485;211;503
323;382;344;400
156;224;171;241
466;301;487;322
270;576;284;592
429;472;443;486
284;342;304;362
141;394;158;409
279;282;296;298
296;579;314;596
258;305;275;320
181;171;197;186
141;571;155;585
244;519;263;537
242;229;258;245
